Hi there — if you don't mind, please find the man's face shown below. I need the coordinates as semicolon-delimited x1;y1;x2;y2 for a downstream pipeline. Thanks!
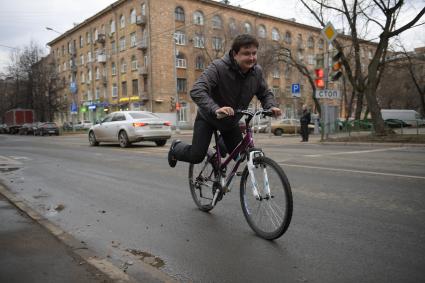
233;45;257;73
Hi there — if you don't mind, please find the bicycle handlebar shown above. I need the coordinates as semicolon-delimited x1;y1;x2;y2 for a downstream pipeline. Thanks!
216;109;273;119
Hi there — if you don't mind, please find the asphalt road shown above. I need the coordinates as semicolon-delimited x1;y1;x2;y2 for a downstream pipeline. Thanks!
0;133;424;282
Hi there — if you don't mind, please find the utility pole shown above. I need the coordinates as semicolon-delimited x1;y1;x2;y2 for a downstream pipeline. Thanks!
172;32;180;134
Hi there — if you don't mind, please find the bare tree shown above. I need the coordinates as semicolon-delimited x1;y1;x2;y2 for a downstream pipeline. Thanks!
300;0;425;135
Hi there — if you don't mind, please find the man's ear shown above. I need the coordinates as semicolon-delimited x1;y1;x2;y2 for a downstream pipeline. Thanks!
232;50;236;57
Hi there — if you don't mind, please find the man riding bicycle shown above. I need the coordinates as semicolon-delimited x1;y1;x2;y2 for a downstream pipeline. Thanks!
168;34;281;168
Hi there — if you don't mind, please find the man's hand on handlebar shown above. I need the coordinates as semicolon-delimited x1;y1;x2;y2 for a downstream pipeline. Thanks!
216;106;234;119
270;107;282;118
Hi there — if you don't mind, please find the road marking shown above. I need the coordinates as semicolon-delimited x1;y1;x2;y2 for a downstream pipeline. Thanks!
279;163;425;180
304;147;402;157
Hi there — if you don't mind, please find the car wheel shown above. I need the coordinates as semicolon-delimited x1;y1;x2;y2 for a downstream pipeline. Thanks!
118;131;130;148
274;128;283;136
155;140;167;147
89;131;99;146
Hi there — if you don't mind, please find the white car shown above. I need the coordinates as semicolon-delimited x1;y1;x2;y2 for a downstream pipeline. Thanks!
88;111;172;148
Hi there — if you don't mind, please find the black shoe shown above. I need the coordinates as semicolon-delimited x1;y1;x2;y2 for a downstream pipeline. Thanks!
168;140;181;168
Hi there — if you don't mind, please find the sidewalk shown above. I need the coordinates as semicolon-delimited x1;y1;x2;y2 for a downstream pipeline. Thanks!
0;184;143;283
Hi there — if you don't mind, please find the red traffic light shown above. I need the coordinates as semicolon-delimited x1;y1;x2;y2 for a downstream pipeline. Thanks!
315;79;325;89
315;68;324;78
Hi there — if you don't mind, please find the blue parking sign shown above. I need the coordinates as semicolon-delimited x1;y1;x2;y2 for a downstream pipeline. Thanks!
292;84;301;98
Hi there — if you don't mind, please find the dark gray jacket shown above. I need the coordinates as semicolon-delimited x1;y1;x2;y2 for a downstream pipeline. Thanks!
190;51;277;130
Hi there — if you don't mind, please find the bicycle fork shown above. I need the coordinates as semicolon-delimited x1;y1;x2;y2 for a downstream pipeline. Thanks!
247;151;271;200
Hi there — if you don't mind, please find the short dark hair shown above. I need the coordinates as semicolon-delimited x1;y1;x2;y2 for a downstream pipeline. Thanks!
231;34;259;54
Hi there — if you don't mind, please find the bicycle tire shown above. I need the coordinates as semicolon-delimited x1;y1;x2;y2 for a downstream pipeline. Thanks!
240;156;293;240
189;155;219;212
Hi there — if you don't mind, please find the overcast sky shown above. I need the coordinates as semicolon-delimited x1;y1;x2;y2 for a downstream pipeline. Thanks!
0;0;424;73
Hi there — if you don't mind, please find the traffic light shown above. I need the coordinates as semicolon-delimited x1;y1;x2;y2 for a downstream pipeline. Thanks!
314;68;325;89
331;51;343;81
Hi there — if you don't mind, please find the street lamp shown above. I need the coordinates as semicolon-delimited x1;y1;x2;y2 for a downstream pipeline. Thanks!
45;27;62;34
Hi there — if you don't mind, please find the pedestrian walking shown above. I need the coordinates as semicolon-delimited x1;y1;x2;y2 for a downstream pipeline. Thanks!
300;104;311;142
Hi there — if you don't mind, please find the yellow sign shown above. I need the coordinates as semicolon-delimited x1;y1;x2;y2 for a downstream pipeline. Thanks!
321;22;337;43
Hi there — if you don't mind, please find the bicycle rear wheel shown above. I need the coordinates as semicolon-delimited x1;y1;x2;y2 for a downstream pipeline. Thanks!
240;156;293;240
189;155;219;212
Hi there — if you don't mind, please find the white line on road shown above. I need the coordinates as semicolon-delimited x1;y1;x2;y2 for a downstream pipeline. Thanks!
304;147;402;157
279;163;425;180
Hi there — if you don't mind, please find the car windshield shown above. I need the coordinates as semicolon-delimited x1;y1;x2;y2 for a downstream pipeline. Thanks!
129;112;158;119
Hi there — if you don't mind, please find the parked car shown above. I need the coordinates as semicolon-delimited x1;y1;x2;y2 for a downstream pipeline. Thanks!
34;122;60;136
0;124;9;134
88;111;172;148
270;119;314;136
75;120;93;130
384;118;410;128
18;123;34;135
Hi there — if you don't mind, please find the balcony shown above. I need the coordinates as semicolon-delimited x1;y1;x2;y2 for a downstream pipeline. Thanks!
138;66;148;76
136;15;147;25
97;54;107;63
96;34;106;44
137;39;148;50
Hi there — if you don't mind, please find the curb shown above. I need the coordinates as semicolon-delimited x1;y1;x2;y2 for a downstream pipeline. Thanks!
0;183;177;283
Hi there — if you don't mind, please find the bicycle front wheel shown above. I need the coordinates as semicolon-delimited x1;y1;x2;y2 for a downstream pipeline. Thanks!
189;156;219;212
240;156;293;240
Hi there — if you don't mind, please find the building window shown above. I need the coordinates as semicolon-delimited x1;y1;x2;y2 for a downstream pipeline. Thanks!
284;65;292;79
272;28;280;41
307;54;315;65
120;15;126;28
120;58;127;73
368;50;373;59
195;56;205;70
307;36;315;49
212;37;223;51
87;90;92;101
121;81;127;97
81;72;85;83
86;32;91;44
130;9;136;24
272;67;280;78
193;11;204;25
175;7;185;21
95;88;100;100
87;51;92;63
284;32;292;44
80;54;84;65
94;28;99;41
88;69;92;82
110;20;116;34
193;35;204;48
243;22;252;34
176;53;186;68
228;19;238;37
119;36;126;51
177;78;187;92
212;15;222;29
175;31;186;45
271;87;280;97
63;62;67;71
318;39;324;50
132;79;138;96
111;41;116;54
95;67;100;80
79;36;84;48
141;3;146;16
130;32;137;47
111;62;116;76
257;25;266;38
131;55;138;70
112;84;118;97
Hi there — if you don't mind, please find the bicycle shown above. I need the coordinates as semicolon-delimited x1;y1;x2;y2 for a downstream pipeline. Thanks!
189;109;293;240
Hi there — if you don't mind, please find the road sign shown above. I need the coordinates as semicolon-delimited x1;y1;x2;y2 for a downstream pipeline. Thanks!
69;82;77;94
291;83;301;98
321;22;337;43
315;89;341;99
70;102;78;114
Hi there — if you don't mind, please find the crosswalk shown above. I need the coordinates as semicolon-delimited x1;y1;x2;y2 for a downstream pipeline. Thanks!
0;155;24;173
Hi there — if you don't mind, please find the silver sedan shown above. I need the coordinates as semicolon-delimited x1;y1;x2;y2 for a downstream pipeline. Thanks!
88;111;172;147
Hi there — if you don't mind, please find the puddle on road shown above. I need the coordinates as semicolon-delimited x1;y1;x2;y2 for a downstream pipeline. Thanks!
125;248;165;268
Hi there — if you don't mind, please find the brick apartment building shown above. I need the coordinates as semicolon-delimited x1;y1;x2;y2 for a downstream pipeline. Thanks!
47;0;376;126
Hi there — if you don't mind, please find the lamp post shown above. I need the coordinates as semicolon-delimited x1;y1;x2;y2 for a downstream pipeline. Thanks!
46;26;77;132
173;33;180;134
